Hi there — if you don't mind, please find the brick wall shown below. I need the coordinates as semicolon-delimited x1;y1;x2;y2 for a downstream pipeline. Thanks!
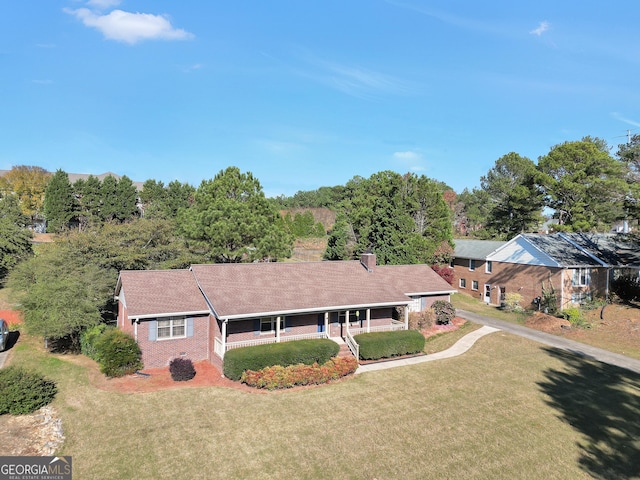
453;257;608;310
136;316;209;369
453;257;563;308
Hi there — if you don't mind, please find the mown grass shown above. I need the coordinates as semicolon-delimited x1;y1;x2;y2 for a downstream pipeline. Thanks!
451;293;531;323
8;329;640;479
423;320;481;354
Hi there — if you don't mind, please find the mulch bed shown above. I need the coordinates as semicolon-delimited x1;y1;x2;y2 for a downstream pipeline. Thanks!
422;317;466;338
0;310;23;326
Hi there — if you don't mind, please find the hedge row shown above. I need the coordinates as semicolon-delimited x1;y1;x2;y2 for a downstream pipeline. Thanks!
355;330;425;360
0;366;57;415
223;339;339;381
241;357;358;390
81;325;143;377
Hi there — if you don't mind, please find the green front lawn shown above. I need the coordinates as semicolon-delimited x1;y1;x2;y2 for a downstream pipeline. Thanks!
7;327;640;479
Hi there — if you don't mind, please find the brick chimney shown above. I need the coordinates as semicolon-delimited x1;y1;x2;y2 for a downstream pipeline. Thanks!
360;252;376;272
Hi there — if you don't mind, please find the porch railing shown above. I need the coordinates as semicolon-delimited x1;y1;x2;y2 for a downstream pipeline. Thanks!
225;332;328;351
344;330;359;360
349;319;406;335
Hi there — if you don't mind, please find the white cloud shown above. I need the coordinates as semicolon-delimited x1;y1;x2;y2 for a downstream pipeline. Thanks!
87;0;121;9
182;63;203;73
64;7;194;44
295;52;415;99
393;151;427;172
611;112;640;128
393;151;422;161
530;21;550;36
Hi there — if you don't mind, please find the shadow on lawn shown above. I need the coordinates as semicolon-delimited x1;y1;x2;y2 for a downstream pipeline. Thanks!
538;347;640;479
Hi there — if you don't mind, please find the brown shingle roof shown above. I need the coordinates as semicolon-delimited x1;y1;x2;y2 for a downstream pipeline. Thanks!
117;270;209;318
191;261;455;319
118;260;456;320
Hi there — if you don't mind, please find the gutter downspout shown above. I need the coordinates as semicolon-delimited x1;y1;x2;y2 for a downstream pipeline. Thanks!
561;269;565;310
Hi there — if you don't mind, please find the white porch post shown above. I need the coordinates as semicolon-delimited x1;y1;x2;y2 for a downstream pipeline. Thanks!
221;320;227;353
345;310;350;334
404;306;409;330
324;312;329;337
366;308;371;333
276;315;281;342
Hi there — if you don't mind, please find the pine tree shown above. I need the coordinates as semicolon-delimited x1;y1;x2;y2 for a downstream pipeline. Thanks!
43;169;76;232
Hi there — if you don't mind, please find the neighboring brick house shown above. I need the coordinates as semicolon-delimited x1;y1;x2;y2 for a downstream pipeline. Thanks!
453;233;640;310
115;253;456;369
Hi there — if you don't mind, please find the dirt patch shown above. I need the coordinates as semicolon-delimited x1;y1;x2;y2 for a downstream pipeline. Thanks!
32;233;55;243
290;238;327;263
523;304;640;353
525;312;571;333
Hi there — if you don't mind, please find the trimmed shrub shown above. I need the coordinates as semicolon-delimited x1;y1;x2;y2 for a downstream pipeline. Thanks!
170;357;196;382
502;293;523;312
80;323;110;361
0;366;57;415
223;339;340;381
94;328;143;377
432;300;456;325
355;330;425;360
241;357;358;390
561;307;590;329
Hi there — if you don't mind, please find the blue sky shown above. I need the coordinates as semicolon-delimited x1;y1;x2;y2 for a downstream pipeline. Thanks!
2;1;639;197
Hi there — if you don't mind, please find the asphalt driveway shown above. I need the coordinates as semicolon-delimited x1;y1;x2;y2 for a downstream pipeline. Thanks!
458;309;640;374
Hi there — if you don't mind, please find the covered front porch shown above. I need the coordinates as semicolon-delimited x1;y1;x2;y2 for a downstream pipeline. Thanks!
213;306;409;360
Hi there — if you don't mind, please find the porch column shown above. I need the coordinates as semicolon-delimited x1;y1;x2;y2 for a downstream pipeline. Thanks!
324;312;329;337
276;315;281;342
345;310;350;334
404;306;409;330
221;320;227;353
366;309;371;333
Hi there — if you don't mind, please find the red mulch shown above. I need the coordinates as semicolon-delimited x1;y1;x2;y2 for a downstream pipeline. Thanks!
83;359;262;394
0;310;23;326
422;317;466;338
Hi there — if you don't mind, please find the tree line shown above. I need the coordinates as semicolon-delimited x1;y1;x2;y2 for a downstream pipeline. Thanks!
2;133;637;348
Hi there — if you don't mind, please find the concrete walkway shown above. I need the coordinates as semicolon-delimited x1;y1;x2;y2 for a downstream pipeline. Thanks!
0;347;8;369
355;325;500;374
457;309;640;375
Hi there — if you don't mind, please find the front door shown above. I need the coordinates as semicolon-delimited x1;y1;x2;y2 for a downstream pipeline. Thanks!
317;314;325;333
484;284;492;304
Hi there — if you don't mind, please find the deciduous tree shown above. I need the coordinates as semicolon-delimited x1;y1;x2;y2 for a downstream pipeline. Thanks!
327;171;453;265
0;166;50;223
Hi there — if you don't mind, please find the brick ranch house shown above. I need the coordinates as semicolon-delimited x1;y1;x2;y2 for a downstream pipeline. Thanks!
453;233;640;310
115;253;456;369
